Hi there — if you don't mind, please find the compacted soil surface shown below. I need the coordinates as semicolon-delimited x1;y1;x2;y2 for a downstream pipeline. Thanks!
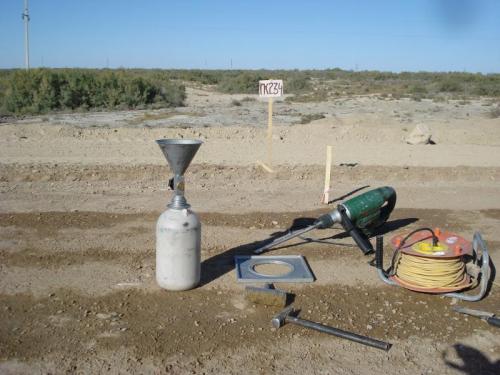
1;88;499;374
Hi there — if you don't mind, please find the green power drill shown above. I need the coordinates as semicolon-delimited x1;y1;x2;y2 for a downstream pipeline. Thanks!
254;186;397;255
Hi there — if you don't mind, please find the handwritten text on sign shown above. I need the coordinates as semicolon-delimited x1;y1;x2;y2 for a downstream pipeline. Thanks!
259;80;284;98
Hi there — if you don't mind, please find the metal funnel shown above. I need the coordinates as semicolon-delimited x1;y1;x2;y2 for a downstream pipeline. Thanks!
156;139;202;209
156;139;202;176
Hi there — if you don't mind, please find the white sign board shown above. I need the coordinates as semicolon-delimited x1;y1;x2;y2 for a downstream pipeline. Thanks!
259;80;283;98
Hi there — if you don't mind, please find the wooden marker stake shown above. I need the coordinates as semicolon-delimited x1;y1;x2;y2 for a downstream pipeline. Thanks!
322;145;333;204
257;79;282;173
267;98;273;167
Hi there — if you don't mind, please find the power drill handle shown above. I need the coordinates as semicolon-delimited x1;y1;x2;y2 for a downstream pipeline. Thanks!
380;187;397;224
338;205;374;255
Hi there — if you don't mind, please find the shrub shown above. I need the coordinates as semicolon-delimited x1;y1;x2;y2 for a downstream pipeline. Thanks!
298;113;325;124
240;96;256;102
2;68;500;116
285;74;311;93
0;68;185;115
217;71;265;94
409;84;428;94
438;79;462;93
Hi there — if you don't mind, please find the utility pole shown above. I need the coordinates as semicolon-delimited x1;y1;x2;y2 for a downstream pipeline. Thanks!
22;0;30;70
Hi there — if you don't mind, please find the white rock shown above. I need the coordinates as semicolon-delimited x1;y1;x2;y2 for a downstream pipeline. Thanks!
405;124;433;145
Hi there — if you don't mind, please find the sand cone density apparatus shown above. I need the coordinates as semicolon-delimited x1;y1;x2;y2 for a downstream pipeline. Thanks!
156;139;202;291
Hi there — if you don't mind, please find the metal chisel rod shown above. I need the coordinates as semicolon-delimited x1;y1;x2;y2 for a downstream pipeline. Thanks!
254;224;319;254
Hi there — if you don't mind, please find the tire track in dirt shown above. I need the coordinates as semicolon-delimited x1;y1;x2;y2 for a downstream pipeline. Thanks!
0;248;146;268
1;208;496;297
0;208;495;272
1;162;499;183
0;208;487;232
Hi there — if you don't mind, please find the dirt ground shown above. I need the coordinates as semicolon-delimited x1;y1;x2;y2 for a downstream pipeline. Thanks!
1;88;500;374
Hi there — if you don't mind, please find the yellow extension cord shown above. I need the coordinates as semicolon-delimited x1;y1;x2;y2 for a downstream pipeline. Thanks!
394;252;471;289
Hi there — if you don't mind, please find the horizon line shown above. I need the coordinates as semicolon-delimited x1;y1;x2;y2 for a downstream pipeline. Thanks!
1;66;499;75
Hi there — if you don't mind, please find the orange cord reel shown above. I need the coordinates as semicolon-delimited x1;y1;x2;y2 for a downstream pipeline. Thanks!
389;228;472;293
375;229;491;302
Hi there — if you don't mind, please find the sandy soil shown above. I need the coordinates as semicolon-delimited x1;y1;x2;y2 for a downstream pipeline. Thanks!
1;87;499;374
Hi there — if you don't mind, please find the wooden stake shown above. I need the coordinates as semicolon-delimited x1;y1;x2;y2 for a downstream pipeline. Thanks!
267;98;273;167
257;160;274;173
322;145;333;204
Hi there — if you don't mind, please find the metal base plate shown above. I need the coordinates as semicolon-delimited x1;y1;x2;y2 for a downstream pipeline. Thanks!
235;255;315;283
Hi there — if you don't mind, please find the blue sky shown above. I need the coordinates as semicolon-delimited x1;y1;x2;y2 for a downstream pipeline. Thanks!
1;0;499;72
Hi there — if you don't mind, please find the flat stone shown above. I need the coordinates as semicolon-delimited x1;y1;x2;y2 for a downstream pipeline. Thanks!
405;124;433;145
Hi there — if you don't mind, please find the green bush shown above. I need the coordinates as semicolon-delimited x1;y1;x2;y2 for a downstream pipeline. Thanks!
0;68;185;115
438;79;462;93
2;68;499;115
409;84;428;94
285;74;311;93
217;71;265;94
240;96;256;102
298;113;325;124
